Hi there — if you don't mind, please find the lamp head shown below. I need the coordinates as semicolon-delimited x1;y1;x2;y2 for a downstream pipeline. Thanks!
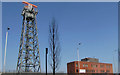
7;27;10;30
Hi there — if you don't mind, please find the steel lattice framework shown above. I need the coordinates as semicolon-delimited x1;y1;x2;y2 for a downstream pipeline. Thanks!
17;2;41;72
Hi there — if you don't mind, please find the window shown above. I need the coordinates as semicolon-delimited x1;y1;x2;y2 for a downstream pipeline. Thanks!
83;64;88;67
86;70;95;73
106;65;110;68
76;63;78;67
91;64;93;67
91;70;95;72
91;64;97;68
106;70;110;73
76;69;78;73
100;70;105;73
96;70;98;72
83;64;84;67
96;65;97;67
86;70;91;72
100;65;104;68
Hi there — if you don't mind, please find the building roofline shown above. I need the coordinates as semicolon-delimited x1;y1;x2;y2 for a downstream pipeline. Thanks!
67;61;112;65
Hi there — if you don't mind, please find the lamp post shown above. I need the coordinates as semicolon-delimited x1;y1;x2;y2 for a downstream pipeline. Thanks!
46;48;48;75
113;50;117;73
118;48;120;73
77;43;81;73
3;27;10;73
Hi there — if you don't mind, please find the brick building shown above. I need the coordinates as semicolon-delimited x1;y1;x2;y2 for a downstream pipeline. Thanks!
67;58;113;73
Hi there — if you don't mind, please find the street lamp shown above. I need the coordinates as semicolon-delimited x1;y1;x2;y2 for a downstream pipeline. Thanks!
113;49;117;73
77;43;81;73
3;27;10;73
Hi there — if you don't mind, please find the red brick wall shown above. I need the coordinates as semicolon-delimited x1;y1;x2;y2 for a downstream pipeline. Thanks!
67;62;75;73
67;61;113;73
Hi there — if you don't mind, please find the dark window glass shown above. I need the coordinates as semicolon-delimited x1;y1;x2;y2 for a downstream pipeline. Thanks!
91;64;97;68
76;69;78;72
106;70;110;72
100;70;105;73
92;70;95;72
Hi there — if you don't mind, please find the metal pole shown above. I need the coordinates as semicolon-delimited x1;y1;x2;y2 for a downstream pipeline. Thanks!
113;50;117;73
118;48;120;73
113;51;116;73
3;31;8;73
46;48;48;75
77;48;79;73
77;43;81;73
3;28;10;73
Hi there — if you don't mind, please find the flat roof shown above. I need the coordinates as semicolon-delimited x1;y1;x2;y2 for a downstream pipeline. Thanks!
67;61;112;65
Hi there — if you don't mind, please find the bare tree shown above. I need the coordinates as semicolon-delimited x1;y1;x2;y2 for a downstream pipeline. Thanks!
49;18;61;75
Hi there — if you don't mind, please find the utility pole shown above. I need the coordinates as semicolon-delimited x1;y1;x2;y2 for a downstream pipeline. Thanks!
46;48;48;75
3;27;10;73
77;43;81;73
117;48;120;74
113;50;117;73
118;1;120;73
